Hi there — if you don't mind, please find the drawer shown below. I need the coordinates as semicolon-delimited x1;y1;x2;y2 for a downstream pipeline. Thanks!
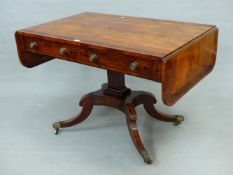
79;48;162;81
22;36;161;81
24;37;79;61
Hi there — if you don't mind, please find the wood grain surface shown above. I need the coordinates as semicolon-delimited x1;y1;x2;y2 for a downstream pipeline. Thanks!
16;12;215;59
15;12;218;105
162;27;218;105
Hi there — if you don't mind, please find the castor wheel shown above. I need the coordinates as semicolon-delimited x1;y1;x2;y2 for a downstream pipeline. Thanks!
53;122;61;135
174;115;184;126
140;150;153;164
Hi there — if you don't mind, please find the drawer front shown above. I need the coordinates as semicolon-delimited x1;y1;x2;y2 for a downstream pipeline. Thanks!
79;48;162;81
23;36;161;82
24;37;79;61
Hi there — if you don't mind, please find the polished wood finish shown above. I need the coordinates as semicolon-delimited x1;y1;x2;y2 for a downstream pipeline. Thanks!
53;70;183;164
162;27;218;105
15;12;218;164
103;70;131;97
16;12;214;58
15;12;218;105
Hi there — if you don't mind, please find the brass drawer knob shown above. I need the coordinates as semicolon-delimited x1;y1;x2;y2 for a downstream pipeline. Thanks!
59;48;67;55
129;62;139;70
29;41;37;49
89;54;98;62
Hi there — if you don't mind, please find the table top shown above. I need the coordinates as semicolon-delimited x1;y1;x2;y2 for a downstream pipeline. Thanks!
15;12;218;106
19;12;215;60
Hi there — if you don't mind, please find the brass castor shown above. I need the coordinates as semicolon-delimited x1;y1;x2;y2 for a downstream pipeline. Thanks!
53;122;61;135
140;150;153;164
174;115;184;126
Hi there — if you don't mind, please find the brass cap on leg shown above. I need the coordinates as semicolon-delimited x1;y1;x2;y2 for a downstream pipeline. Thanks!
174;115;184;126
140;150;153;164
53;122;61;135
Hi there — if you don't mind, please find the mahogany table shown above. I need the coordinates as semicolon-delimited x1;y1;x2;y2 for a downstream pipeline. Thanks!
15;12;218;164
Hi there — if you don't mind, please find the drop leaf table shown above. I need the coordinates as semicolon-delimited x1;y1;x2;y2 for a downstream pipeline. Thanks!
15;12;218;164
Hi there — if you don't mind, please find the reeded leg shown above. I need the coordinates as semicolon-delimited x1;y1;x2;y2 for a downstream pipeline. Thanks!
143;96;184;125
124;103;152;164
53;94;93;134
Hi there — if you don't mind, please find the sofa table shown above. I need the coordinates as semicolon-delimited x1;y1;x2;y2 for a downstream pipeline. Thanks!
15;12;218;164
